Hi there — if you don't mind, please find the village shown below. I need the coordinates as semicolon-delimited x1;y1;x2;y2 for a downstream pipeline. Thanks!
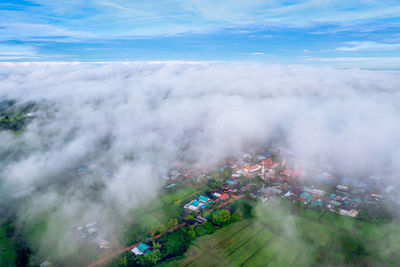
169;148;387;219
121;147;393;263
38;147;395;267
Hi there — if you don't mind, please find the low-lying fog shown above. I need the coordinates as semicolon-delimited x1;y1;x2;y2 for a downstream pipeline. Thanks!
1;62;400;262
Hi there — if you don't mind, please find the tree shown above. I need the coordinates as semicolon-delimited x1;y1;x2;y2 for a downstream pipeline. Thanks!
222;169;231;179
150;226;157;238
162;230;191;257
152;241;161;250
14;248;30;267
195;224;206;236
220;209;231;225
168;218;178;229
187;225;196;238
232;209;243;221
185;215;194;221
212;214;221;226
135;247;161;266
159;224;167;235
204;222;216;234
213;173;221;181
119;256;128;267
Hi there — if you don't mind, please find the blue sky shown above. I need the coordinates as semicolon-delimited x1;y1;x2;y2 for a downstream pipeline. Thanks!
1;0;400;67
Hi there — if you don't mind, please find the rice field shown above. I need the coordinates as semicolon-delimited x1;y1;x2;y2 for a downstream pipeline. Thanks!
163;198;400;266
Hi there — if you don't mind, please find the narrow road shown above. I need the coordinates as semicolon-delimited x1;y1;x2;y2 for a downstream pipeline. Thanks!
87;222;186;267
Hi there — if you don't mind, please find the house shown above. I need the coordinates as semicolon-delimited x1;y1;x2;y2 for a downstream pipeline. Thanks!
198;195;213;205
92;236;110;249
255;187;282;202
243;165;261;173
283;191;292;197
336;185;348;192
339;208;359;217
76;222;110;249
213;192;221;198
219;193;229;200
299;192;312;204
260;158;277;168
312;189;325;198
131;243;152;256
231;170;242;178
195;216;208;224
184;200;202;212
327;200;341;211
213;192;229;200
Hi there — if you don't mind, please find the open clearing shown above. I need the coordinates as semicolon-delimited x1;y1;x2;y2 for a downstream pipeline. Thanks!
161;198;400;266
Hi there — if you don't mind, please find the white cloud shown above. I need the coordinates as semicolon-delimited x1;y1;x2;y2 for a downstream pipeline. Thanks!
0;44;39;60
336;41;400;51
1;62;400;260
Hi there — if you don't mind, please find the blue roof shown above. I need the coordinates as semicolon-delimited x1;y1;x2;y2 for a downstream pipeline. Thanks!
330;193;336;197
201;205;207;208
300;192;311;198
344;200;350;204
137;243;151;252
300;192;312;202
353;198;361;203
226;180;235;185
192;200;201;207
199;195;210;202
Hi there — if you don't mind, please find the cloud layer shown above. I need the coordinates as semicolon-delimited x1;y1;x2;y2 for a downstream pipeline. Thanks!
1;62;400;261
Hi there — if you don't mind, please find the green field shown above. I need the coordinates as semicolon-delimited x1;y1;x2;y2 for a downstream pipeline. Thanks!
163;198;400;266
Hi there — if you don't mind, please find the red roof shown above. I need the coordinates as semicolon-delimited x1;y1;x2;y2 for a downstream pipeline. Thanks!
261;159;274;166
220;193;228;199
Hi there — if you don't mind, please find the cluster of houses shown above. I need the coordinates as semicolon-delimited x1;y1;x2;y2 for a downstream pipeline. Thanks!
76;222;110;249
184;195;213;212
216;150;387;219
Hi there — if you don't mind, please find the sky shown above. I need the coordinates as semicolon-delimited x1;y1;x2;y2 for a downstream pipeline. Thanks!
1;0;400;68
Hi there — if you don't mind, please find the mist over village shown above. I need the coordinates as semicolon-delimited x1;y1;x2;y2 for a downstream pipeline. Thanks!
1;1;400;267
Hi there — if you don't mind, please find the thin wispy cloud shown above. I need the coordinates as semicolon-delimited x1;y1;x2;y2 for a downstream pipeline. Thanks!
336;41;400;51
0;1;399;65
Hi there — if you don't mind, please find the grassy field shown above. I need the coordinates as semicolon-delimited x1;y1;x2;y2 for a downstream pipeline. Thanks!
162;198;400;266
